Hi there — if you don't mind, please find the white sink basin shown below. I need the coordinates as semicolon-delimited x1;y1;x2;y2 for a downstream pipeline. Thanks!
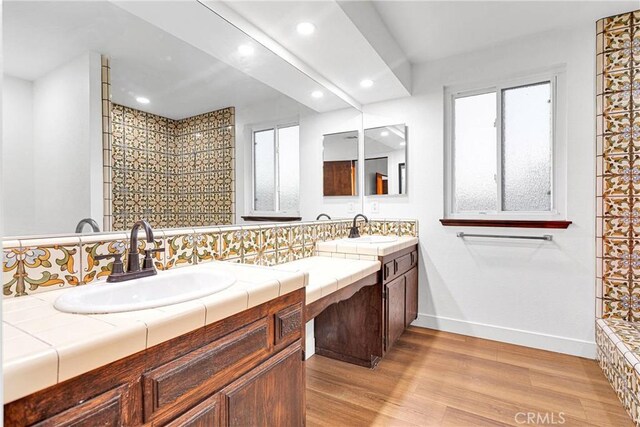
54;269;236;314
350;236;398;244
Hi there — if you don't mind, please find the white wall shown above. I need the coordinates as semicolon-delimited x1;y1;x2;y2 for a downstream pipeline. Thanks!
301;25;596;357
3;76;36;235
29;52;102;235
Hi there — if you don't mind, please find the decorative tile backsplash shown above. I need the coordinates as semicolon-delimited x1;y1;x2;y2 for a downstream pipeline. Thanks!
2;219;418;298
596;10;640;321
110;104;235;231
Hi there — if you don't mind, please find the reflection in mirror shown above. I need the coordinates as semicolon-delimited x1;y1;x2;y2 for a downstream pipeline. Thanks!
364;124;407;196
322;131;359;197
2;0;356;237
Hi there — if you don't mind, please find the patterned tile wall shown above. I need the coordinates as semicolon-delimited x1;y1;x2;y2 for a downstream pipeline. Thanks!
597;10;640;321
2;219;418;298
101;56;113;232
110;104;235;231
596;319;640;425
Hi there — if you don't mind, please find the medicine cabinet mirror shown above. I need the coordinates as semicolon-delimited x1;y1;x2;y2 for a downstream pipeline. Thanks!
364;124;407;196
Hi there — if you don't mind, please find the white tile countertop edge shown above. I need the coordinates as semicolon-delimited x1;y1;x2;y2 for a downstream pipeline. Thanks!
273;256;381;305
316;236;419;257
2;261;307;404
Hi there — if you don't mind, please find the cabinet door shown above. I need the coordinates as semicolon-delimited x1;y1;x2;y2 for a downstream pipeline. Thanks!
220;343;304;427
405;267;418;327
385;275;405;351
165;394;220;427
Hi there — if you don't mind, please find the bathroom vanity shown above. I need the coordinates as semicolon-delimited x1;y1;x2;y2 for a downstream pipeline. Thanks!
307;236;419;367
3;264;307;426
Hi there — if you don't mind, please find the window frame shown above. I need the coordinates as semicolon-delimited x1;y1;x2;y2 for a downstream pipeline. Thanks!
250;122;300;216
443;68;567;221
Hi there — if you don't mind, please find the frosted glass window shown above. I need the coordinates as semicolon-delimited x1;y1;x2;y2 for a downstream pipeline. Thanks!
454;92;497;211
277;125;300;212
252;124;300;213
449;78;556;216
502;82;552;211
254;129;275;211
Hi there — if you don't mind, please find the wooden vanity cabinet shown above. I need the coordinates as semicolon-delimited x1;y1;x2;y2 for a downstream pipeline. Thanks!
4;289;305;427
382;245;419;352
311;244;419;368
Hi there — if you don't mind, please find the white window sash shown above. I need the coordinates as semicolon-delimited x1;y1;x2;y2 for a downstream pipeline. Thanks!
251;122;300;216
444;68;567;220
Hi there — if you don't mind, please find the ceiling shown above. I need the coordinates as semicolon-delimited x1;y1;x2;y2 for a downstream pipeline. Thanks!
218;0;411;105
2;1;345;119
371;0;639;63
365;124;406;155
4;0;638;117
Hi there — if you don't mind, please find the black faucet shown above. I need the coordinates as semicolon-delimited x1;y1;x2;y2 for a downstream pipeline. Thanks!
316;213;332;220
75;218;100;233
349;214;368;238
95;220;163;283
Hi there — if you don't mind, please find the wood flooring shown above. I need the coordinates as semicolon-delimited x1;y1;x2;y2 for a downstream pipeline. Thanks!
305;326;631;427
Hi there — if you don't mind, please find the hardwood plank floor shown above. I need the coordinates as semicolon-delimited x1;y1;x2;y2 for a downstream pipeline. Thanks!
306;326;631;427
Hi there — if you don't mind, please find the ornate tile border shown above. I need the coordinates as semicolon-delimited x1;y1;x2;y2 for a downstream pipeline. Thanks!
596;11;640;426
596;10;640;321
2;218;418;298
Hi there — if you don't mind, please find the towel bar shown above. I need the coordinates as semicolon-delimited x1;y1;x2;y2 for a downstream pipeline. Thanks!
456;232;552;241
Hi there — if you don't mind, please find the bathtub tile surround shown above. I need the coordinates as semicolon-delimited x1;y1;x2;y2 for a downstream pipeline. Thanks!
2;219;417;298
110;103;235;231
596;9;640;426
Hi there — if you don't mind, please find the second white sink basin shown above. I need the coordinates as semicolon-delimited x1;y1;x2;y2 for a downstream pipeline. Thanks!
350;236;398;244
54;268;236;314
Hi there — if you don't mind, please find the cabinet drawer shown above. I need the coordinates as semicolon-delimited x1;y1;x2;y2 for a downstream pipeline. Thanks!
275;303;302;346
383;249;417;283
383;260;395;282
394;251;417;278
33;385;127;427
142;318;271;421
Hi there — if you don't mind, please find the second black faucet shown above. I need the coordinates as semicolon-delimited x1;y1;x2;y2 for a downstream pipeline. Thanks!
348;214;368;238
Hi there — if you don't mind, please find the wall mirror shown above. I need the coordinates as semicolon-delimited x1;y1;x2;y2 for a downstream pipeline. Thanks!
364;124;407;196
2;0;360;237
322;131;359;197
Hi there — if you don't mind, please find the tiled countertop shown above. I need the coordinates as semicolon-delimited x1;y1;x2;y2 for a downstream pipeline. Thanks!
316;236;419;257
2;262;307;404
275;256;381;305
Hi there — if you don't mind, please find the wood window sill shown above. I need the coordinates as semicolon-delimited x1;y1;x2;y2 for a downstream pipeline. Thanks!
439;219;572;229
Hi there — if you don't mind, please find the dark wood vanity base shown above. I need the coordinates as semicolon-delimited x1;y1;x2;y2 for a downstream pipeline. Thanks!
313;273;383;368
308;244;419;368
4;289;305;427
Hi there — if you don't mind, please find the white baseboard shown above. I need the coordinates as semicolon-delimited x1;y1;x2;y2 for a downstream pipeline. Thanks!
412;313;596;359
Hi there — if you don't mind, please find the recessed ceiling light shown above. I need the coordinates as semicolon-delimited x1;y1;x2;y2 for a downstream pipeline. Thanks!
238;44;254;56
136;96;150;104
312;90;324;99
380;131;389;137
360;79;374;88
297;22;315;35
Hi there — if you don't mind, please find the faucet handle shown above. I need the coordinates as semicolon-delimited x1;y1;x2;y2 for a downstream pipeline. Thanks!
142;247;164;270
94;253;124;274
